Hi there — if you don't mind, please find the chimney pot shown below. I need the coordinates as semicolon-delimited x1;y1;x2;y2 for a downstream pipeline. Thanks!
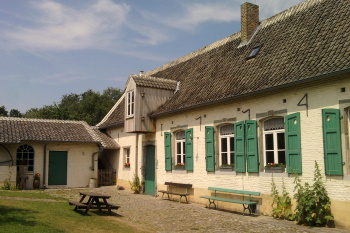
241;2;259;42
139;71;144;76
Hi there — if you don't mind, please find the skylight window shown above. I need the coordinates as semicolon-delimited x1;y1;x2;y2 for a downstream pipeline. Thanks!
247;45;262;60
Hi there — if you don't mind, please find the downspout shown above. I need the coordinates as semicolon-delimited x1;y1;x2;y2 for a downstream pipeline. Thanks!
91;144;103;171
43;143;47;188
135;133;139;175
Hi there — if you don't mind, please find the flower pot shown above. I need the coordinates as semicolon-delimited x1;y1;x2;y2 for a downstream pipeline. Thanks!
33;179;40;189
220;167;233;171
265;167;285;173
175;166;185;170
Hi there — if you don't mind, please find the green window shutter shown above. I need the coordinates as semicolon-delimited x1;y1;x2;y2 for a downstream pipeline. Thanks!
322;109;343;175
245;120;259;172
285;112;302;174
205;126;215;172
234;121;246;172
185;128;194;171
164;132;172;171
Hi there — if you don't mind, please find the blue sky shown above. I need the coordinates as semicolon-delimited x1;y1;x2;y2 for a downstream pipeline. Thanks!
0;0;304;113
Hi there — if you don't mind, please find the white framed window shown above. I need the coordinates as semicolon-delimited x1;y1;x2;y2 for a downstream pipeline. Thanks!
263;118;285;166
219;125;234;166
123;147;130;167
16;144;34;172
127;90;134;117
175;131;186;164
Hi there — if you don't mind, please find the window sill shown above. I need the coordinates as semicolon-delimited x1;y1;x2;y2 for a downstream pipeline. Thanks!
215;170;236;175
126;116;134;119
259;172;289;177
172;169;187;174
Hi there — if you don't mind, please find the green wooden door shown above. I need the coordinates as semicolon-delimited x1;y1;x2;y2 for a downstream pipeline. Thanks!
48;151;67;185
144;145;155;196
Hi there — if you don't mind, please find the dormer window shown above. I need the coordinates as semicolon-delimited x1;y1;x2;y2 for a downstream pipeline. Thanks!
127;90;134;117
246;45;262;60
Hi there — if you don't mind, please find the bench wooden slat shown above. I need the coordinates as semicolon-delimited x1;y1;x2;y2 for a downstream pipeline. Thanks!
199;195;257;205
208;187;260;196
159;191;189;196
164;182;192;188
68;201;88;208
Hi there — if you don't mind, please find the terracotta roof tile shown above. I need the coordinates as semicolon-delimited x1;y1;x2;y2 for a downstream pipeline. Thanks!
97;96;125;129
0;117;119;149
132;75;177;90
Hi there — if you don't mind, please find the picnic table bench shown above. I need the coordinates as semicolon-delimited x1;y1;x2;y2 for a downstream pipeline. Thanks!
158;182;192;203
200;187;260;215
68;191;120;214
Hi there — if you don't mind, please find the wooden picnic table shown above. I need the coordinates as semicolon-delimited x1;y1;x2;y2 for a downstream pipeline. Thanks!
68;191;119;214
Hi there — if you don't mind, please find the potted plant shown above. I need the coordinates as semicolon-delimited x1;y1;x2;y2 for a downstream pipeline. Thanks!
265;163;285;173
219;164;234;171
175;163;185;170
124;162;130;168
33;172;40;189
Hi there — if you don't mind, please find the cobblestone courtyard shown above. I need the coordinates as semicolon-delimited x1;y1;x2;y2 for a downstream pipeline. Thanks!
46;187;349;233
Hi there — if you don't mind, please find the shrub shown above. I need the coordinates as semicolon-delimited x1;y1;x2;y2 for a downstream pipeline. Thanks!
293;161;333;226
129;173;141;194
1;179;16;190
270;177;292;220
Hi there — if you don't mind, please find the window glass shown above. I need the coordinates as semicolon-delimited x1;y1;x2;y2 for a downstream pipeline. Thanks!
265;133;274;150
263;118;285;167
16;144;34;172
175;131;186;164
219;125;234;166
127;90;135;117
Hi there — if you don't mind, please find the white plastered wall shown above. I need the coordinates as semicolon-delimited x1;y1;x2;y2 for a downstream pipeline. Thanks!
107;126;144;190
155;77;350;229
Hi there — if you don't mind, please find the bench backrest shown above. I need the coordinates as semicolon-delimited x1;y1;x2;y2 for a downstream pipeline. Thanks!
165;182;192;188
208;187;260;196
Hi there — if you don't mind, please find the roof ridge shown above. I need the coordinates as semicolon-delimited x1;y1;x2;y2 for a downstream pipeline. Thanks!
134;75;177;82
260;0;324;29
0;117;86;124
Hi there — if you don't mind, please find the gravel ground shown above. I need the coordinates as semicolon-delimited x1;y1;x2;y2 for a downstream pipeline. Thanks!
45;187;349;233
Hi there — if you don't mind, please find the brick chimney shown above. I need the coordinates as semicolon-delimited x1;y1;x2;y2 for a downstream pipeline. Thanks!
241;2;259;42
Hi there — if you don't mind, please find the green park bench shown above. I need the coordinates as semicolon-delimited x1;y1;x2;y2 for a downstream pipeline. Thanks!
200;187;260;215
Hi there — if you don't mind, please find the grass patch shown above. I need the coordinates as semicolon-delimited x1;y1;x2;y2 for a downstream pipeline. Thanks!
0;191;145;233
0;190;65;201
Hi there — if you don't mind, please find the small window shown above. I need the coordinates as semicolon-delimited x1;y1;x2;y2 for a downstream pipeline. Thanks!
263;118;285;166
16;144;34;172
175;131;186;164
127;90;134;117
123;148;130;167
247;45;262;60
219;125;235;167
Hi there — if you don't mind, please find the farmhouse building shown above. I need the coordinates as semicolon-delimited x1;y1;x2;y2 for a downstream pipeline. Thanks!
97;0;350;229
0;117;118;189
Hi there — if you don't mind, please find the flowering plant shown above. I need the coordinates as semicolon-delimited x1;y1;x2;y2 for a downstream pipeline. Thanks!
265;163;285;168
175;163;185;168
220;164;234;168
124;162;130;167
34;173;40;180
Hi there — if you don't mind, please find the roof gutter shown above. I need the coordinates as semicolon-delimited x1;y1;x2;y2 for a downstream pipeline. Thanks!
151;68;350;118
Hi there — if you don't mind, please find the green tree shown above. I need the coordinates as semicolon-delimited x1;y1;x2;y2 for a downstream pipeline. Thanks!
23;87;122;125
0;106;8;117
9;109;22;117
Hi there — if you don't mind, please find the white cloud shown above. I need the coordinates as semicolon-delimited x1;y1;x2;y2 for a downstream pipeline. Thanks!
162;2;240;30
1;0;130;51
